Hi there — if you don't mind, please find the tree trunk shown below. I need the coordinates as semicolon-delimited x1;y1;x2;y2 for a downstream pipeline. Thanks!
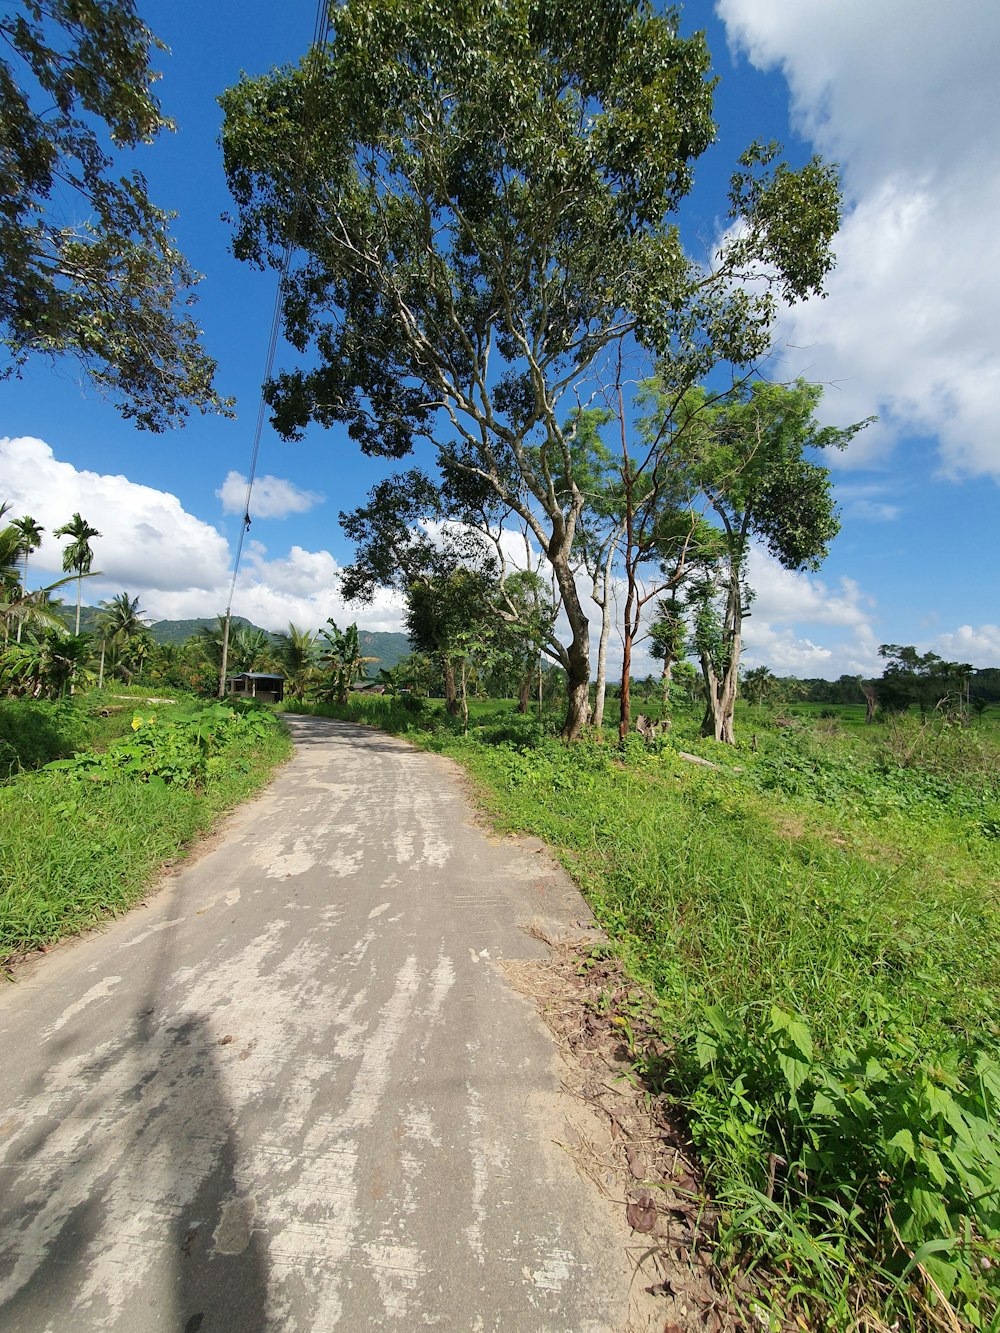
590;542;616;731
74;577;82;636
552;556;590;741
98;641;106;690
660;656;674;708
592;590;612;730
443;657;459;716
700;573;742;745
618;599;633;741
517;671;531;714
460;659;469;734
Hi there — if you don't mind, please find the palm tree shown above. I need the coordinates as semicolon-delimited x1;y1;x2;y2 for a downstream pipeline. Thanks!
0;523;22;642
95;591;146;687
53;512;101;635
10;515;43;643
272;622;317;700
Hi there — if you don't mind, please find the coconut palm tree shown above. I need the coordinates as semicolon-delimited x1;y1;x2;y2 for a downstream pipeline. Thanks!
0;523;22;642
95;591;146;687
53;513;101;634
9;515;44;643
272;622;317;700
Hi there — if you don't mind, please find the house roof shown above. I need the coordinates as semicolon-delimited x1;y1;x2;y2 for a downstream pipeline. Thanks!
227;672;285;682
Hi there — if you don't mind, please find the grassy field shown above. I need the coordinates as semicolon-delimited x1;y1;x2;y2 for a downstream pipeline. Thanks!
286;692;1000;1330
0;695;291;962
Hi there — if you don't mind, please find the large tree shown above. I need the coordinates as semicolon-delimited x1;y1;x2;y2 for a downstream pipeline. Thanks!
220;0;841;739
0;0;230;428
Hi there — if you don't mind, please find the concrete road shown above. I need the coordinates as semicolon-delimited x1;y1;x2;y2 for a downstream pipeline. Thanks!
0;716;646;1331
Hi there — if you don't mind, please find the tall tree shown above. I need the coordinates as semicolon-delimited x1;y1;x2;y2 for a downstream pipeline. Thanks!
642;377;870;743
272;622;317;700
94;590;145;686
405;571;495;725
53;512;100;635
221;0;841;739
9;515;43;643
0;0;230;428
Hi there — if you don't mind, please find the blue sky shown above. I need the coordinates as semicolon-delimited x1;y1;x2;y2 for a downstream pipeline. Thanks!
1;0;998;678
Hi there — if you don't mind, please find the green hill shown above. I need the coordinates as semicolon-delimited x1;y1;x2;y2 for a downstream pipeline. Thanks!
70;608;411;677
146;615;255;646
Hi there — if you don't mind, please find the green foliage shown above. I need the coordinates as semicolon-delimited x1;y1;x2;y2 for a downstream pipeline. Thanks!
281;692;429;731
314;620;374;705
878;643;976;718
688;1009;1000;1326
0;697;90;777
0;0;229;428
0;700;289;958
0;627;92;697
42;701;274;788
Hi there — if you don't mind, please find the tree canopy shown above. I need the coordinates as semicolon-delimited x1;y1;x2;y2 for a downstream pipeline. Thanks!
0;0;230;429
221;0;842;738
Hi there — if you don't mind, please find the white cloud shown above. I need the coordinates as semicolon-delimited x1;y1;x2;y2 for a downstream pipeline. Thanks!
927;624;1000;668
216;470;323;519
745;548;873;628
0;435;231;593
717;0;1000;479
0;435;405;634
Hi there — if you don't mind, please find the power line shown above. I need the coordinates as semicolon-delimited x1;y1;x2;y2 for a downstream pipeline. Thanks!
218;0;332;696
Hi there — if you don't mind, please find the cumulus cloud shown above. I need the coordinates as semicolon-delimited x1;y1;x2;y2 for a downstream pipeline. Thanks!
216;470;323;519
0;435;404;634
716;0;1000;479
0;436;231;593
146;543;405;634
745;548;874;627
927;624;1000;668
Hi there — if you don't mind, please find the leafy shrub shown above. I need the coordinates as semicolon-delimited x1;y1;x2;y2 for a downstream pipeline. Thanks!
0;699;92;778
43;701;274;788
1;701;290;959
685;1005;1000;1326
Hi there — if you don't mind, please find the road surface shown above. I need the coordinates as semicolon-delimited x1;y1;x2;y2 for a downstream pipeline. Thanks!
0;716;651;1331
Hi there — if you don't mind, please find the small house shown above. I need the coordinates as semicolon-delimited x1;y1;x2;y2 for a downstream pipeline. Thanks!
227;672;285;704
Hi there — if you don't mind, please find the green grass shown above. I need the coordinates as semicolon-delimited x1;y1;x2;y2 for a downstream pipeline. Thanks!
0;698;292;961
327;693;1000;1329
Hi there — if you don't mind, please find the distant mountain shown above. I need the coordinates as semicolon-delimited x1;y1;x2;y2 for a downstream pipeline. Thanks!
356;631;412;674
71;608;412;677
145;615;256;646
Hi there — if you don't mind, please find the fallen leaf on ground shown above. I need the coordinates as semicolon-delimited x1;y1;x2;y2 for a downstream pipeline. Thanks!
626;1196;657;1232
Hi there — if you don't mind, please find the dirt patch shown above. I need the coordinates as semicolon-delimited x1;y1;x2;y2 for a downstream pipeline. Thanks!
503;929;764;1333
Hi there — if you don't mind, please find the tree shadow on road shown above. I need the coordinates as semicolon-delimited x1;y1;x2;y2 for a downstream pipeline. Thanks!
0;925;272;1330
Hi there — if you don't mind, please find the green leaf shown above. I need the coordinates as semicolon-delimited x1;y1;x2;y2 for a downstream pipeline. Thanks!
887;1127;917;1162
